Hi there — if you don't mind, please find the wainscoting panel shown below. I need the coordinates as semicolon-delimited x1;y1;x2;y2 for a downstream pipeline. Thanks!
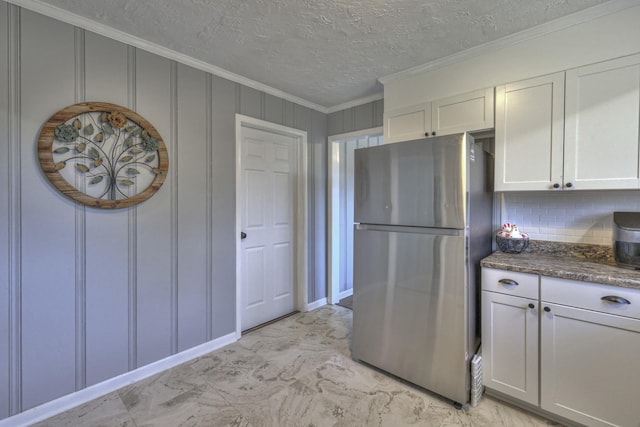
327;99;384;137
311;110;328;303
210;74;239;339
176;63;209;352
83;30;132;389
0;2;10;420
283;99;295;128
264;93;285;125
134;49;174;369
19;9;78;411
239;85;263;120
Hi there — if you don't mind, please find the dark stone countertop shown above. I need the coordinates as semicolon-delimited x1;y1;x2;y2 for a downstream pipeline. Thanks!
480;240;640;291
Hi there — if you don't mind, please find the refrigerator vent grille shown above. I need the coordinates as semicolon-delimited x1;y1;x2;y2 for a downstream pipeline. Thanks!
470;350;483;407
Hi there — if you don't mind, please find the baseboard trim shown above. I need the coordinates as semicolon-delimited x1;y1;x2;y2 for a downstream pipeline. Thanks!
483;389;581;427
0;332;237;427
303;297;327;312
337;289;353;301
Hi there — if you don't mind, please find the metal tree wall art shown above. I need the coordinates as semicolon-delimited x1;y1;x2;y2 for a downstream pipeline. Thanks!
38;102;168;208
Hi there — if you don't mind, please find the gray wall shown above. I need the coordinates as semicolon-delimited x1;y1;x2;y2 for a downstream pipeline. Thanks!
327;99;384;136
0;3;327;419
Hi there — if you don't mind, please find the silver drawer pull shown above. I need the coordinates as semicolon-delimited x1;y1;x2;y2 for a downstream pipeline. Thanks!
601;295;631;305
498;279;518;286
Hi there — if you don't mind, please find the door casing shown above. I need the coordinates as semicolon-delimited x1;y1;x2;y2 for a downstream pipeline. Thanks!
327;127;382;304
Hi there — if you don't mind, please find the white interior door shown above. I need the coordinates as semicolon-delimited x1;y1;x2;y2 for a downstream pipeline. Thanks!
240;126;297;331
328;129;383;304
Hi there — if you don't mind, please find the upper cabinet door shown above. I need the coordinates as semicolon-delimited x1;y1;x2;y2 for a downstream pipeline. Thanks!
564;54;640;190
432;87;494;137
494;73;565;191
383;103;431;144
383;88;495;144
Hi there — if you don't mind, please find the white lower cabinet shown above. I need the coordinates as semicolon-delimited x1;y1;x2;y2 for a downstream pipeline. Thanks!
482;291;539;405
540;277;640;427
482;268;640;427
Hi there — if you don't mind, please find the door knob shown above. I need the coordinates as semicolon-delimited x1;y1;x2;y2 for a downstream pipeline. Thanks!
528;303;535;309
240;232;247;240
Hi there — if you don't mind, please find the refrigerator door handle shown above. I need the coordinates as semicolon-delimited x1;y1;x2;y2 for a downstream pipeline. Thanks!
355;223;462;236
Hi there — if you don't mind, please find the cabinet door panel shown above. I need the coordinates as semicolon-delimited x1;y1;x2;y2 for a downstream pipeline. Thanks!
564;54;640;190
541;303;640;427
482;291;539;405
383;103;430;144
432;88;494;136
495;73;565;191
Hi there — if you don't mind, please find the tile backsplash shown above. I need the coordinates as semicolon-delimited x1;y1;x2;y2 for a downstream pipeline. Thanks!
499;191;640;245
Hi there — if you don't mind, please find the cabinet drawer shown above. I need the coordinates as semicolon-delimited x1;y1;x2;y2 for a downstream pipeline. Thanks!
482;268;539;299
542;276;640;320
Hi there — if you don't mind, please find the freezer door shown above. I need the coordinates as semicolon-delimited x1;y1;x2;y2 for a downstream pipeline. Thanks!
352;224;470;404
354;134;466;229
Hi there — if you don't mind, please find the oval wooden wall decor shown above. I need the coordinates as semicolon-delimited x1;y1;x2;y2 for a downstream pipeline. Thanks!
38;102;169;209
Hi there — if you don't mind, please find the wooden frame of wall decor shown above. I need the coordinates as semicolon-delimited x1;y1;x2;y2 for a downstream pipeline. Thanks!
38;102;169;209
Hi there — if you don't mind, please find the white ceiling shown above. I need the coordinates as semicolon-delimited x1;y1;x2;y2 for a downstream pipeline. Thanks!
32;0;611;110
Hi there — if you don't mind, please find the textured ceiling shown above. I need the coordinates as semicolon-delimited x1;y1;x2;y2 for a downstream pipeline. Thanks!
38;0;610;108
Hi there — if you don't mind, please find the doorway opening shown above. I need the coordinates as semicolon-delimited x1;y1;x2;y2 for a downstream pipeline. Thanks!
327;127;383;306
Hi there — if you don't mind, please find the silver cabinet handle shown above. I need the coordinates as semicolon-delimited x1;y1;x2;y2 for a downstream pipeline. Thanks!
601;295;631;305
498;279;518;286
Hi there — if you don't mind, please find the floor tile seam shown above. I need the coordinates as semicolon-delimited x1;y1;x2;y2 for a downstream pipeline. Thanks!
197;383;250;425
227;376;349;426
194;362;296;404
114;365;217;414
277;369;399;427
191;348;343;416
112;389;142;427
119;376;249;427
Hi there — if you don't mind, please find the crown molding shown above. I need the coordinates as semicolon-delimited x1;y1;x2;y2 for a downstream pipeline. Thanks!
5;0;330;113
379;0;639;85
326;92;384;114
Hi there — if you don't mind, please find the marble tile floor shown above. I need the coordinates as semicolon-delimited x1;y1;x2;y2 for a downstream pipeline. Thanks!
34;305;559;427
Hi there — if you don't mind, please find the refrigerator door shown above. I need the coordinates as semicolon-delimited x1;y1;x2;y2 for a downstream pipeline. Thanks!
352;224;469;404
354;134;466;229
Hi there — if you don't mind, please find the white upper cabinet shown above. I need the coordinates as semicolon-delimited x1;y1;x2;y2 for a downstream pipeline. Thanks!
564;54;640;190
495;73;565;191
431;88;494;137
383;88;494;144
383;102;431;144
496;53;640;192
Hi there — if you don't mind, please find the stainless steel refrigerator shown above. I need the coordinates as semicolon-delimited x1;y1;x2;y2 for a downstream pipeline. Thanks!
352;133;492;406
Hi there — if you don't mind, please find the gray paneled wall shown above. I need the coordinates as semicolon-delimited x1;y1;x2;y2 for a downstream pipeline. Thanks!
0;3;327;419
0;2;11;419
327;99;384;136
